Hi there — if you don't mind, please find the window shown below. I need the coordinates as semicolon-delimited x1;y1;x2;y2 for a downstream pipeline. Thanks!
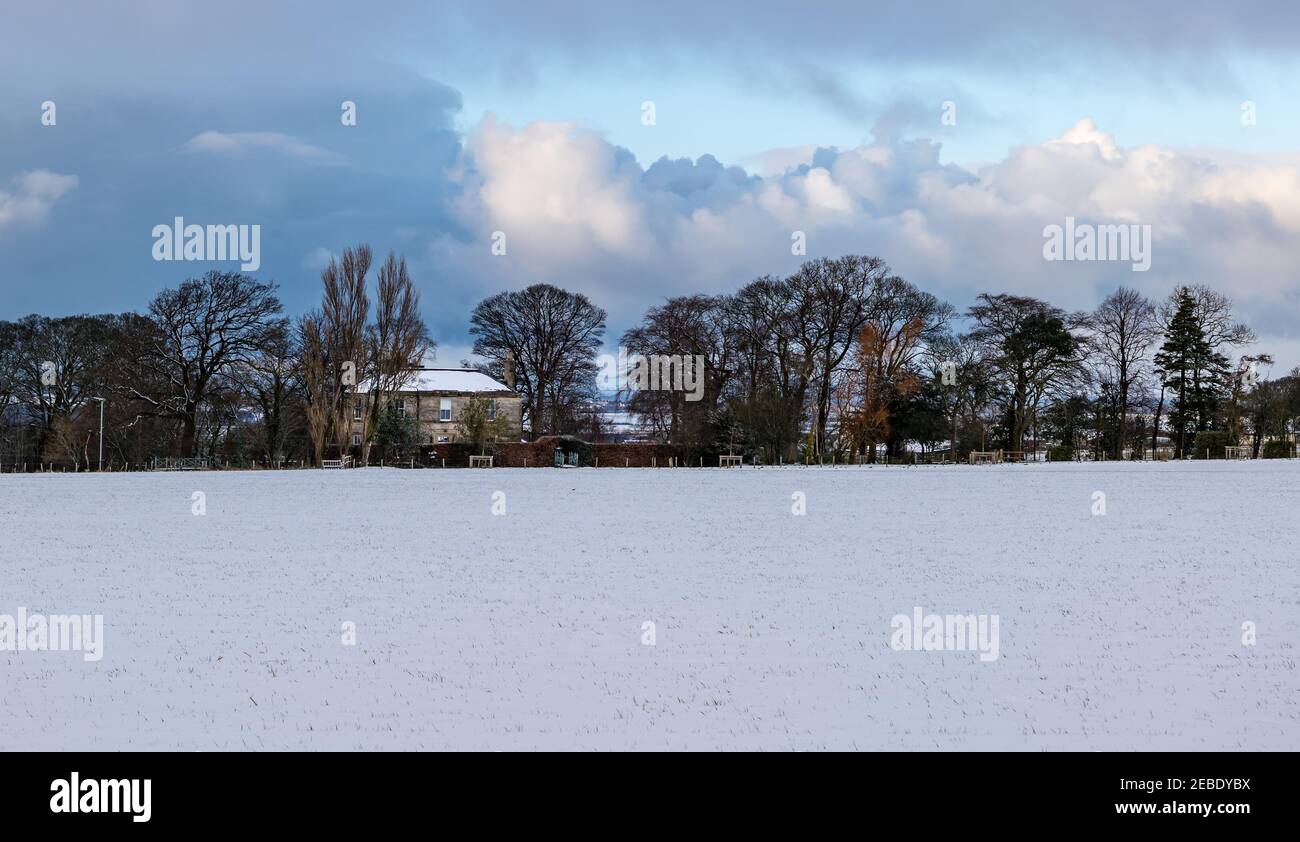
395;398;406;418
439;398;451;421
351;433;361;446
486;399;496;420
437;436;449;444
354;399;364;420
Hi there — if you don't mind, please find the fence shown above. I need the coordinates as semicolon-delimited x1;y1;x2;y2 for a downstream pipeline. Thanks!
5;442;1299;475
151;457;211;471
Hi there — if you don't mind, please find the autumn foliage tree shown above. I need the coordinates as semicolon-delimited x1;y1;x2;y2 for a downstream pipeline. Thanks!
839;317;924;460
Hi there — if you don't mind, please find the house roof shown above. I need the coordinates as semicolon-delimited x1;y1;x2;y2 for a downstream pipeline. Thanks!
356;368;514;395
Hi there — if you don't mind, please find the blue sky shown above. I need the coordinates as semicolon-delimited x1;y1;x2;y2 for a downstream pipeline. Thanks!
4;1;1300;367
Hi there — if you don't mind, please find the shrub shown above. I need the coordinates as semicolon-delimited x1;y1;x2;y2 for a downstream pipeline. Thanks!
1192;430;1231;459
426;441;474;467
1262;440;1294;459
1048;445;1074;462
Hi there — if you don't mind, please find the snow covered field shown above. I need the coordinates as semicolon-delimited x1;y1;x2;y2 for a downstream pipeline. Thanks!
2;461;1297;751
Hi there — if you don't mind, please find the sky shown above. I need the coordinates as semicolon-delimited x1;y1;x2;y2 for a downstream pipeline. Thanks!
3;0;1300;370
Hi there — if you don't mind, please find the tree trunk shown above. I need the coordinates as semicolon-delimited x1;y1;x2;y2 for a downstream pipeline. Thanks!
180;409;198;458
531;386;545;440
1116;382;1129;460
1177;373;1188;458
1151;387;1164;458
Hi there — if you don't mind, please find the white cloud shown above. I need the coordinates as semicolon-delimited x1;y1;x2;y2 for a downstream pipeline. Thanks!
740;144;820;176
454;115;649;264
182;131;344;166
301;247;335;271
444;116;1300;366
0;170;78;228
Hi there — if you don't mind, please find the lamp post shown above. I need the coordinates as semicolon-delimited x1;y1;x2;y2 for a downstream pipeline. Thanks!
91;397;105;471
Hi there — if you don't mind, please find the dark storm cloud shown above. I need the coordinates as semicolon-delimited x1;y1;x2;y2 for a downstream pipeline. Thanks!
0;60;466;336
6;2;1297;90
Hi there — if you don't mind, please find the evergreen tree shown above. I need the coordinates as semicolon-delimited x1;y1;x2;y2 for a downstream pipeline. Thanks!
1154;288;1229;457
372;403;420;462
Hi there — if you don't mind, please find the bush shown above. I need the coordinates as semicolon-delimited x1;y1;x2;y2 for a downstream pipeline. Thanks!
1191;430;1231;459
426;441;474;467
1262;440;1294;459
1048;445;1074;462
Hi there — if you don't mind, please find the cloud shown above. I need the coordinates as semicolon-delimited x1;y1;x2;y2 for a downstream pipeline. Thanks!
5;2;1292;119
0;70;464;327
453;115;650;263
442;115;1300;364
0;170;78;228
2;0;1297;370
182;131;345;166
301;247;336;271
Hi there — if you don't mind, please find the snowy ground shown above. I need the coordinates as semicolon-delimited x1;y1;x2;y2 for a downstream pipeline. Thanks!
2;461;1297;751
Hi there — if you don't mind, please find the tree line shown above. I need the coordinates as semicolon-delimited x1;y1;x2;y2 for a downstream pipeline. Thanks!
2;249;1297;468
0;243;435;468
616;256;1298;463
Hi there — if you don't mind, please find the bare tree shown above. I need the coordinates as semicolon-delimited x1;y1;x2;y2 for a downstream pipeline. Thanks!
928;331;993;458
1228;353;1274;446
724;276;806;462
0;321;17;421
620;294;733;448
129;271;284;457
321;246;372;457
13;314;116;459
241;320;299;464
1091;287;1159;459
297;313;333;466
469;284;605;438
789;255;889;457
1186;284;1256;350
365;251;432;462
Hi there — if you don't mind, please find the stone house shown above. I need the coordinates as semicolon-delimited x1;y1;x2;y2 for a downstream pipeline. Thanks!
347;368;522;450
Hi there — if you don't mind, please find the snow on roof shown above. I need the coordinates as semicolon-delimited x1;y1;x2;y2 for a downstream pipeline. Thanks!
356;368;513;394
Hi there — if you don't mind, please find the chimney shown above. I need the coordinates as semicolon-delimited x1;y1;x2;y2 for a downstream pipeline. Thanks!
504;351;516;390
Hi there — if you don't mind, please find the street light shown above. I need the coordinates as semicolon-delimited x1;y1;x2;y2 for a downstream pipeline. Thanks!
91;397;105;471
